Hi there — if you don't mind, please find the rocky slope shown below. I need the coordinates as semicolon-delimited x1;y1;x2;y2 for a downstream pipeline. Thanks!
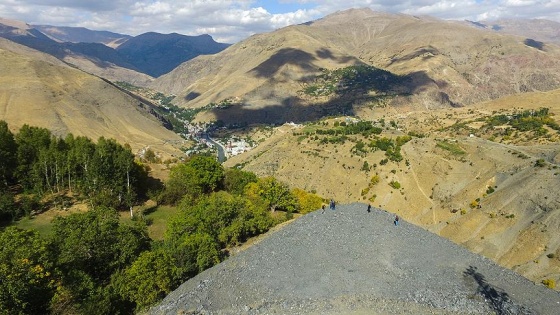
151;203;560;314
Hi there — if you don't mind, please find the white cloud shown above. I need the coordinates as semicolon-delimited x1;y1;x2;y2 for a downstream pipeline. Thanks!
0;0;559;43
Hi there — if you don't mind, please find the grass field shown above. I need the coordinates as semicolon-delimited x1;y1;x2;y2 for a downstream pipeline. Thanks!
12;202;178;241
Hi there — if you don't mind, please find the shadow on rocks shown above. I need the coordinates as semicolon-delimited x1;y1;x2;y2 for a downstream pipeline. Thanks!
464;266;531;315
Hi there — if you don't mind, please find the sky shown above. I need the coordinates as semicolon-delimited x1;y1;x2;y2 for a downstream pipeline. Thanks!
0;0;559;43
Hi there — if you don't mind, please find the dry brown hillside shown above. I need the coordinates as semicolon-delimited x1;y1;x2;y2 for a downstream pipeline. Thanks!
152;8;560;126
223;88;560;289
0;38;184;158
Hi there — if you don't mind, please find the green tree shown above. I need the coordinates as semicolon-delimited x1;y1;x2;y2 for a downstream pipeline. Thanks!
0;121;17;188
223;168;258;195
244;177;298;212
0;227;58;315
14;125;52;191
0;191;16;222
50;206;149;312
162;155;224;205
113;248;179;311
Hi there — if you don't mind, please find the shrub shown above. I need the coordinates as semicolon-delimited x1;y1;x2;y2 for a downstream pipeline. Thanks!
460;209;467;215
546;253;556;259
535;159;546;167
370;175;380;186
389;181;401;189
542;279;555;289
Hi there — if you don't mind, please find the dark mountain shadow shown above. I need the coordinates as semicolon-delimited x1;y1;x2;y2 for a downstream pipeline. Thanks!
185;92;201;101
463;266;531;315
251;48;359;78
250;48;318;78
524;38;544;50
208;69;437;126
315;48;355;63
387;46;441;66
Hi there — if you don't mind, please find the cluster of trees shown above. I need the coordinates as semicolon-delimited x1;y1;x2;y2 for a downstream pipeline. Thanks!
0;121;148;222
302;65;410;97
1;149;323;313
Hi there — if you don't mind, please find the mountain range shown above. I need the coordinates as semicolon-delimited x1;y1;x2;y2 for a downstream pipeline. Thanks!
0;17;230;81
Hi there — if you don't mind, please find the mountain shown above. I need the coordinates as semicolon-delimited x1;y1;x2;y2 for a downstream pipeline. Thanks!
465;19;560;46
151;203;560;314
0;17;153;85
33;25;131;48
0;18;229;81
152;8;560;126
116;32;230;77
0;37;184;158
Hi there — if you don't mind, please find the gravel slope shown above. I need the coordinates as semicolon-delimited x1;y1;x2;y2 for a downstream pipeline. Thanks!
150;203;560;314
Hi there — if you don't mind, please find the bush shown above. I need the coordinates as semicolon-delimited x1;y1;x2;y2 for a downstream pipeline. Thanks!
535;159;546;167
542;279;555;289
389;181;401;189
546;253;556;259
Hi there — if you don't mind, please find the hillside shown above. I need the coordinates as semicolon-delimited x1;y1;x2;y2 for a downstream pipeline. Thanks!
152;8;560;126
0;37;184;158
151;203;560;314
221;88;560;291
466;19;560;45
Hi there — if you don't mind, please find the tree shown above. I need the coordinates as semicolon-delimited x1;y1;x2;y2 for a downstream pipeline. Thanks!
162;155;224;205
0;121;17;188
292;188;323;214
113;248;179;311
14;125;52;191
51;206;149;284
244;177;298;212
223;168;257;195
50;206;149;312
0;227;58;315
0;191;16;222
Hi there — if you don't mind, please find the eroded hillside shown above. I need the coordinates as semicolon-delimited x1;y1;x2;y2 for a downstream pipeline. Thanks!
223;89;560;289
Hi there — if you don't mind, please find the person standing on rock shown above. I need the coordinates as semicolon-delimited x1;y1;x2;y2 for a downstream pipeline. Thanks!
394;215;399;226
367;204;371;213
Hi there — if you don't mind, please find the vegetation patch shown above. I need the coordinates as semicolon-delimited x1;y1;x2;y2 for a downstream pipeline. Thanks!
301;65;410;97
436;140;466;155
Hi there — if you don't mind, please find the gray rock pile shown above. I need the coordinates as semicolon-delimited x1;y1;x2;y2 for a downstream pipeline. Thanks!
150;203;560;314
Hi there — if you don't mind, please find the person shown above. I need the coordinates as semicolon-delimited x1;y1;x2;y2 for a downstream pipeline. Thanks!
330;199;336;210
394;215;399;226
321;205;325;214
367;204;371;213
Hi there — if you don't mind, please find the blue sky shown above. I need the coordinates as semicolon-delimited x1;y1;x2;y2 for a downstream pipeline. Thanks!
0;0;559;43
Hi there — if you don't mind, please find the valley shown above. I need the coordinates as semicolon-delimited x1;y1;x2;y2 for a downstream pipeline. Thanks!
1;6;560;314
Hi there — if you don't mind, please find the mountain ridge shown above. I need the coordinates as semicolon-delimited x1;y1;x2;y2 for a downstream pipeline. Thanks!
152;8;560;126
